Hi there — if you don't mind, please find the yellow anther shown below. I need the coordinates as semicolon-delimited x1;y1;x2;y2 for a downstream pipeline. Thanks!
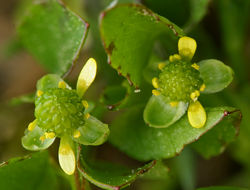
200;84;206;92
37;90;43;97
73;130;81;138
170;101;179;107
158;63;166;70
40;135;45;142
152;89;161;96
178;36;197;60
84;113;90;119
82;100;89;109
44;132;55;139
169;54;181;62
190;90;200;101
191;63;199;70
28;120;36;131
58;81;66;89
152;77;159;89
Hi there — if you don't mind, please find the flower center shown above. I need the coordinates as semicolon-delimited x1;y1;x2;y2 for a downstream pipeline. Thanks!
158;60;203;102
35;88;85;136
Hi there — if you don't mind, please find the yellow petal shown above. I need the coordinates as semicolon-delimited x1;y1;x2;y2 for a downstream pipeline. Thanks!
77;58;97;98
178;36;197;60
58;136;75;175
188;101;206;128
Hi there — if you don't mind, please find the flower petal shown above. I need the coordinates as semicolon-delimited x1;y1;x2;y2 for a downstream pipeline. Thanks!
188;101;206;128
22;120;55;151
58;136;76;175
198;59;234;93
77;58;97;98
178;36;197;60
144;95;188;128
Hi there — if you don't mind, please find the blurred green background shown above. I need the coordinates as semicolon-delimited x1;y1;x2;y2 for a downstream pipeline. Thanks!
0;0;250;189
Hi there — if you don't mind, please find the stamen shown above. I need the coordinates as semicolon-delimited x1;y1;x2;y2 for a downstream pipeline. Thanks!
152;89;160;96
200;84;206;92
82;100;89;109
40;135;45;142
37;90;43;97
73;130;81;138
84;113;90;119
152;77;159;88
169;54;181;62
158;63;166;70
44;132;55;139
28;120;36;131
58;81;66;89
170;101;179;107
191;63;199;70
190;90;200;101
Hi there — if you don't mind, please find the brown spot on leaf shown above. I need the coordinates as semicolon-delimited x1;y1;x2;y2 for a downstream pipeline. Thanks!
107;41;115;55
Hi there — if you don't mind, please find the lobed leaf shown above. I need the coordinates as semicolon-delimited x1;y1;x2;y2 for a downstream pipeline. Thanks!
109;106;241;161
100;4;184;87
18;0;89;75
0;151;66;190
77;146;156;190
192;109;241;158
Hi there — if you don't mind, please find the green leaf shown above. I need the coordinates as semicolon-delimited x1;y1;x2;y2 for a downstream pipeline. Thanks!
36;74;71;91
22;124;55;151
0;151;62;190
198;59;234;93
10;93;35;106
77;146;156;190
184;0;210;32
73;116;109;146
192;109;241;158
100;4;184;87
197;187;248;190
144;95;188;128
140;160;169;180
100;81;152;111
100;85;127;107
109;106;241;161
18;0;89;75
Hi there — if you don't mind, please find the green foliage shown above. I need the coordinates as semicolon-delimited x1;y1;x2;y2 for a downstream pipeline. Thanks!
197;187;248;190
0;151;69;190
77;146;156;190
18;0;89;75
1;0;246;189
109;107;241;161
100;4;184;87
